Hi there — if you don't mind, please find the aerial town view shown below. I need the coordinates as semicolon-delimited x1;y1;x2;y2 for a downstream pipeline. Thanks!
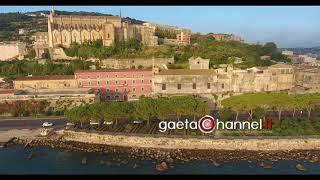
0;6;320;174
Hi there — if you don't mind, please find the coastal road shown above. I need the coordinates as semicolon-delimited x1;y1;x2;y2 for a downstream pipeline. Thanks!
0;118;67;131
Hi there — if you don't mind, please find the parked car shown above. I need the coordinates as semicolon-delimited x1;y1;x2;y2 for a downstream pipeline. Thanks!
103;121;113;125
133;120;143;124
90;120;99;125
66;122;75;126
42;122;53;127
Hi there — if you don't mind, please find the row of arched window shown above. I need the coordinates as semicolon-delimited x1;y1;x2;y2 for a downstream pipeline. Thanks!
52;24;104;31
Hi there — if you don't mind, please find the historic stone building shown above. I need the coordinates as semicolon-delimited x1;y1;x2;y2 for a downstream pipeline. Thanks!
32;32;50;59
47;10;158;48
13;75;77;89
153;63;295;100
0;41;26;61
189;57;210;70
74;69;153;101
293;66;320;94
101;57;174;69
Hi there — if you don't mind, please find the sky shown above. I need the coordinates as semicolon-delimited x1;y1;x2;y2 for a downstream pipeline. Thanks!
0;6;320;48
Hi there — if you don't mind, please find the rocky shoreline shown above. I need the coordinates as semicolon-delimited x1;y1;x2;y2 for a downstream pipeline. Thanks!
8;136;320;168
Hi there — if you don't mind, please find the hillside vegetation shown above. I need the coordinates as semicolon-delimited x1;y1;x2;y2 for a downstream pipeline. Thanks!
63;37;290;69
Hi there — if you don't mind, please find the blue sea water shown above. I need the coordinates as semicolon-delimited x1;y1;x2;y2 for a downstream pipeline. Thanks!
0;144;320;174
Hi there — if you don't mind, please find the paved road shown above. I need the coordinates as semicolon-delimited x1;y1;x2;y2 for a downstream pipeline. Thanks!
0;118;67;131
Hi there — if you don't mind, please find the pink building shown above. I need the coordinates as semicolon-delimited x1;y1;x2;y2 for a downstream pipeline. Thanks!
74;69;153;101
176;31;191;45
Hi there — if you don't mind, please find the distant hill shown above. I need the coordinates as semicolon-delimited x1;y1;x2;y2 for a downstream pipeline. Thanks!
278;47;320;55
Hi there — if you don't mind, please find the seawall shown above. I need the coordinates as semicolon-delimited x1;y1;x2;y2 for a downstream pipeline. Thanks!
57;130;320;151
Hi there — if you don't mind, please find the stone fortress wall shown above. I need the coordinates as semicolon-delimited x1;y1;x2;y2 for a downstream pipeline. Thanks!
59;130;320;151
0;42;26;61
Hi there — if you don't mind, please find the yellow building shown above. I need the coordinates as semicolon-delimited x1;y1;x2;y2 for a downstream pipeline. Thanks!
13;75;77;89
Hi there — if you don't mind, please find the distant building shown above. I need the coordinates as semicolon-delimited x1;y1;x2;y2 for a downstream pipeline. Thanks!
207;33;242;42
260;55;272;61
282;50;294;57
176;31;191;45
32;32;49;59
189;57;209;70
0;41;26;61
18;29;26;35
13;75;77;89
74;69;153;101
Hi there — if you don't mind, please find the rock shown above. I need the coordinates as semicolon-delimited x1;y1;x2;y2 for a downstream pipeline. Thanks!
106;161;112;166
81;157;87;165
133;163;140;169
167;158;174;164
259;161;272;169
121;160;128;165
99;160;105;165
212;160;220;167
27;154;33;160
156;162;168;172
295;164;307;172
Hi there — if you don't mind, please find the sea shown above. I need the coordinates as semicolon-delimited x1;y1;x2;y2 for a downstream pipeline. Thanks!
0;144;319;175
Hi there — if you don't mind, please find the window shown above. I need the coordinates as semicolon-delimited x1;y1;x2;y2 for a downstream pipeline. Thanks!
116;88;118;92
133;80;135;84
162;84;166;90
133;87;136;92
106;89;110;92
177;84;181;90
79;82;82;86
106;80;109;85
89;82;91;85
124;80;127;85
207;83;211;89
107;33;110;38
150;80;152;83
222;83;224;89
115;81;118;84
97;81;100;85
141;80;144;83
64;83;67;87
141;87;144;91
87;76;90;79
193;83;196;89
64;36;67;42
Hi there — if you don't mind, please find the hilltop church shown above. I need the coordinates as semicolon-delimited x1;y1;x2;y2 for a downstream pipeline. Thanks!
47;9;158;48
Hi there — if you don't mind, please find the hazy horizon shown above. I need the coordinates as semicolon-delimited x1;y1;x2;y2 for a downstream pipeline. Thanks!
1;6;320;48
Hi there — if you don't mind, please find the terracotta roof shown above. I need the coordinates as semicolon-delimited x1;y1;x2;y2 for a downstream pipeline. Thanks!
157;69;217;76
14;75;75;81
0;89;15;94
75;68;152;73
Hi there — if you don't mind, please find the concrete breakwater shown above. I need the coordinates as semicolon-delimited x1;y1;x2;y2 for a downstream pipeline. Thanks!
58;130;320;151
